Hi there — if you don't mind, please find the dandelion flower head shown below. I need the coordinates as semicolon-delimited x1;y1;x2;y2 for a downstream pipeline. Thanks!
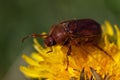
20;21;120;80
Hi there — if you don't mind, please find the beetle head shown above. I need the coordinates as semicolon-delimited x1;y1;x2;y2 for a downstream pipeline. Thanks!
44;36;56;47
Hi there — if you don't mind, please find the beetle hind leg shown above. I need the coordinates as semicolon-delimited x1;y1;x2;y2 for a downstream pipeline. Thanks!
93;44;114;61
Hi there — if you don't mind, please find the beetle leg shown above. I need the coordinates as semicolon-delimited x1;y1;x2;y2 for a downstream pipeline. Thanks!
47;47;53;53
66;45;71;70
43;43;53;53
93;44;114;61
67;45;71;55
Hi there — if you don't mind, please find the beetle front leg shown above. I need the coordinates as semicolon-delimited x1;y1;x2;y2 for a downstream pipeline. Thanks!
47;47;53;53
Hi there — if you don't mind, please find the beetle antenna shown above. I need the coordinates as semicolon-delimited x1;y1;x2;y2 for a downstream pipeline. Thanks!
22;33;47;42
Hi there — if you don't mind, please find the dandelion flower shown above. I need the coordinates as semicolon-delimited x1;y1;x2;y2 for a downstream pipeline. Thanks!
20;21;120;80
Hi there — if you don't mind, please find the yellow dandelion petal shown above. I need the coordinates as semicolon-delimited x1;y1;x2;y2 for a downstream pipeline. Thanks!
114;24;120;49
20;66;56;80
33;38;47;54
22;54;40;66
103;21;114;36
20;66;40;78
31;52;44;62
104;35;110;49
114;49;120;63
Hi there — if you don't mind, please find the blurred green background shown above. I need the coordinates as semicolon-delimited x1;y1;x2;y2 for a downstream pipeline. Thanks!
0;0;120;80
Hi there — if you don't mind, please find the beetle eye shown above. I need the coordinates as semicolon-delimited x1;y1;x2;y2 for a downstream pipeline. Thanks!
44;36;56;47
49;40;56;46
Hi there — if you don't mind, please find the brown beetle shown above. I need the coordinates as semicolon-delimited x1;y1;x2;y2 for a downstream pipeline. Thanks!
44;19;101;46
22;19;113;69
23;19;101;52
43;19;102;54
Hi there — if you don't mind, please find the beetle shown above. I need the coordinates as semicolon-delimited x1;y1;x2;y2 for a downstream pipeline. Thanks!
43;19;102;54
23;19;101;53
22;19;113;69
45;19;101;46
